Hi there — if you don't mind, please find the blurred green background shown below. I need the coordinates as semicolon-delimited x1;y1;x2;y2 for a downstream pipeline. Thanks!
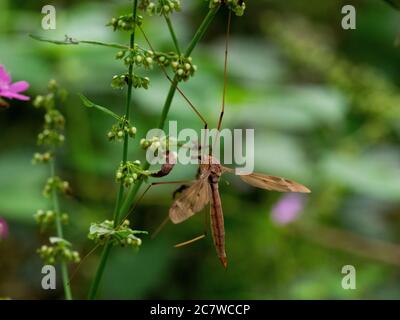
1;0;400;299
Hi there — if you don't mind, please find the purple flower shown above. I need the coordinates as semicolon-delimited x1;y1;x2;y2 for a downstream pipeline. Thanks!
271;194;305;225
0;65;30;104
0;217;8;240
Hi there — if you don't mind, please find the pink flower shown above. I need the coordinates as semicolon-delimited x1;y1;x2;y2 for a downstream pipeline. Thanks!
271;194;305;225
0;65;30;103
0;217;8;240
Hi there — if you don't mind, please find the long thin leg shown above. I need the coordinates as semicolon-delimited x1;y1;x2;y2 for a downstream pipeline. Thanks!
69;179;195;285
217;10;232;131
119;179;196;225
174;234;206;248
68;243;101;285
151;214;170;239
173;205;210;249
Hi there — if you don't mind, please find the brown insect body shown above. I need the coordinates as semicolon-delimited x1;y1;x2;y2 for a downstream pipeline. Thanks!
202;156;227;268
208;169;227;268
156;10;310;268
169;155;310;268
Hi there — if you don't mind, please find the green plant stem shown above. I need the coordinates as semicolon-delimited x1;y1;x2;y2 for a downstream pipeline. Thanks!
88;4;220;300
119;6;220;217
50;158;72;300
164;15;181;55
88;0;139;300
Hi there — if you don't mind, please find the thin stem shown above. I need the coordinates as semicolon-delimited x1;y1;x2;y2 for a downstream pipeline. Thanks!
50;158;72;300
88;0;139;300
184;6;220;57
164;14;181;55
87;242;112;299
138;25;208;127
29;34;129;49
88;4;220;300
119;6;221;217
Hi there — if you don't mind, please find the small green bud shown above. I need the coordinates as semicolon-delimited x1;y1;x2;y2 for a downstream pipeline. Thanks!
33;95;45;108
48;79;58;91
129;127;137;137
116;51;125;59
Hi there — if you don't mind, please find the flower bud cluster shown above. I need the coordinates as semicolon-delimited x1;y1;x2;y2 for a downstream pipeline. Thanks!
116;46;154;68
115;160;152;188
111;74;150;89
208;0;246;16
88;219;146;248
32;152;52;164
43;177;71;197
37;237;80;265
171;56;196;82
140;135;177;153
107;116;137;142
33;80;67;149
107;14;143;32
139;0;181;16
34;209;69;231
151;51;197;81
37;129;65;146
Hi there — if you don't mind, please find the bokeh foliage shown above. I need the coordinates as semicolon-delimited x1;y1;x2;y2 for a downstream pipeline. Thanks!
0;0;400;299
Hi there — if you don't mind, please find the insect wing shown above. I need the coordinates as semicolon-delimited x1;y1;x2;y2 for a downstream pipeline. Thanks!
240;173;310;193
169;179;211;224
221;166;310;193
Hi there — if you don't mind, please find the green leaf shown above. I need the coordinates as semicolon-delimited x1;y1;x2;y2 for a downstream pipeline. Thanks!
89;223;113;237
88;221;147;247
78;94;121;120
